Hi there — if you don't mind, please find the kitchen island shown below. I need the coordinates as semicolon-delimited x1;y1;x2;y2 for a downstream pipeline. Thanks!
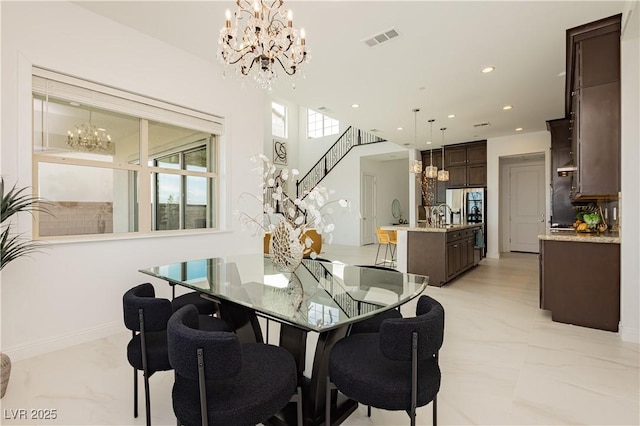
539;230;620;331
382;224;483;287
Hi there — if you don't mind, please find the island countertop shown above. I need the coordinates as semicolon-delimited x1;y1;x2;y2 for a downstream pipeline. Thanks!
538;230;620;244
381;223;482;233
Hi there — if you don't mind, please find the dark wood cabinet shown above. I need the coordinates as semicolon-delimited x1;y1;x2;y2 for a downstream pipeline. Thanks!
447;165;467;188
443;141;487;188
445;147;467;167
407;226;481;287
574;82;621;199
565;14;621;200
546;118;575;225
540;239;620;331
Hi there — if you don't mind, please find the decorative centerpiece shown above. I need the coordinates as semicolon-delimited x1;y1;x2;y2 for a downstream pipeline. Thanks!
236;155;348;272
573;205;608;234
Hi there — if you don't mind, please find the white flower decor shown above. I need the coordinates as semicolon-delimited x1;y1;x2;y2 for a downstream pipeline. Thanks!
235;154;349;261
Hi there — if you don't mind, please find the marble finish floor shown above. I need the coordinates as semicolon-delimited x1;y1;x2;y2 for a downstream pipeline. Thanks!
1;246;638;425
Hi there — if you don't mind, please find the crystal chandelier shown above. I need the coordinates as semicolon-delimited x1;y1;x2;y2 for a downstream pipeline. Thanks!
438;128;450;182
218;0;310;90
66;112;113;153
424;119;438;178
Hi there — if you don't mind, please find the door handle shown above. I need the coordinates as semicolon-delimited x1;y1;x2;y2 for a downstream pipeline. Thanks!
540;214;545;223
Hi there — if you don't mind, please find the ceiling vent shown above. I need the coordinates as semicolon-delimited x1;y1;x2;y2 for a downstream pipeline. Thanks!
473;122;491;128
364;28;400;47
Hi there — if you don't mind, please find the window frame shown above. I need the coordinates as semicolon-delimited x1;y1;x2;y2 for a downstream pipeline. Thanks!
307;108;340;139
271;101;288;139
31;68;223;240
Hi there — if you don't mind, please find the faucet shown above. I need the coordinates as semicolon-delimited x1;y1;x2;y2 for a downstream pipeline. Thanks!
437;204;453;227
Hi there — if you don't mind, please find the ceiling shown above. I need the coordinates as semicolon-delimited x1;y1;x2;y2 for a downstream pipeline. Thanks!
75;1;626;150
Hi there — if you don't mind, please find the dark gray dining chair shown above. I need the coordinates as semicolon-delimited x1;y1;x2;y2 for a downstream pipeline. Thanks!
326;295;445;426
167;305;303;426
123;283;228;426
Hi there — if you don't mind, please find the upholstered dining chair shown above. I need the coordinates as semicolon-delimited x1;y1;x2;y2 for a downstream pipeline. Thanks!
170;287;219;316
326;295;445;426
167;305;303;426
123;283;228;426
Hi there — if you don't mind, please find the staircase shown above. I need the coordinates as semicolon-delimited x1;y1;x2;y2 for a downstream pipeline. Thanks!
296;126;386;197
264;126;386;217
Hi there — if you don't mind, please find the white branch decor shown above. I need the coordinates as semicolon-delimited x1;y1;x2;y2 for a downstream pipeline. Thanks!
235;154;348;269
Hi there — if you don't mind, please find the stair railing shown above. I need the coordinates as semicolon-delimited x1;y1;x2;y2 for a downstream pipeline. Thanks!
296;127;386;197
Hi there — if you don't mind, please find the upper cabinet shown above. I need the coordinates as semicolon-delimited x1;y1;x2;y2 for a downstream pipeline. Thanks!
444;141;487;188
566;14;621;200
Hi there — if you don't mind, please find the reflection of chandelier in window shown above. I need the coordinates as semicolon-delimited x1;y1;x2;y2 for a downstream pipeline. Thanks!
66;111;113;153
217;0;310;90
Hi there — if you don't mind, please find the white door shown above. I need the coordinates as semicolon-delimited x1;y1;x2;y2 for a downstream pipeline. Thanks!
361;173;376;245
509;163;545;253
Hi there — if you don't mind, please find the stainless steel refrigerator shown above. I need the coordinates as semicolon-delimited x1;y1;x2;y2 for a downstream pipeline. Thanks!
446;188;487;253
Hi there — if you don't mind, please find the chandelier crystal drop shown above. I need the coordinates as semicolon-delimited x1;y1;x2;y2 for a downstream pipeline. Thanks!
424;119;438;179
218;0;310;90
437;127;450;182
66;113;113;153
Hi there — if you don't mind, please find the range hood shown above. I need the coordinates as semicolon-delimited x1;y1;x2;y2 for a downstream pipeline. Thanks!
557;160;577;177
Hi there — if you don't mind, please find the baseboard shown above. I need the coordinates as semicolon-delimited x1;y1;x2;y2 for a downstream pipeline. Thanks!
3;321;123;362
487;251;501;259
619;324;640;343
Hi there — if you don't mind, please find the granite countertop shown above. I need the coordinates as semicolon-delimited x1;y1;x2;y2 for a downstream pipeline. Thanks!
381;223;483;233
538;230;620;244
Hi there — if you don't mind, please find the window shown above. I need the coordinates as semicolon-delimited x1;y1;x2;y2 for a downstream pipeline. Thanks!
307;109;339;138
271;101;287;138
32;69;222;238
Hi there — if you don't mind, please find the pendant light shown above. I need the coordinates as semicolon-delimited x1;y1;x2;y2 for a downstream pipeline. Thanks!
424;119;438;178
437;127;450;181
409;108;422;174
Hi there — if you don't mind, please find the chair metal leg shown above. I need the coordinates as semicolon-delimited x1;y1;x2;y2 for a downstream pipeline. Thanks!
433;395;438;426
139;310;152;426
296;386;303;426
375;243;382;265
410;331;418;426
367;405;371;417
143;371;151;426
133;367;138;418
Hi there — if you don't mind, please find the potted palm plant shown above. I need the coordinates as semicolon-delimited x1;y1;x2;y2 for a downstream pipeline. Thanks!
1;178;50;398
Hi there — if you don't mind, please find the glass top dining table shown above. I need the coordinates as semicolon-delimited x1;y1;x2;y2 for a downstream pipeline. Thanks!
139;254;428;333
139;254;428;426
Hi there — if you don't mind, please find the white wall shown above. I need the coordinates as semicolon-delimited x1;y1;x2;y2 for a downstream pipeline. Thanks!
620;0;640;343
317;142;409;246
361;158;410;228
486;131;551;258
1;2;265;359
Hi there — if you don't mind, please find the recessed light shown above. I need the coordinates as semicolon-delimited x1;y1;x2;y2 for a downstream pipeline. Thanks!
481;66;495;74
397;127;403;131
447;114;456;118
515;127;523;131
427;141;432;145
503;105;513;110
352;104;359;108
